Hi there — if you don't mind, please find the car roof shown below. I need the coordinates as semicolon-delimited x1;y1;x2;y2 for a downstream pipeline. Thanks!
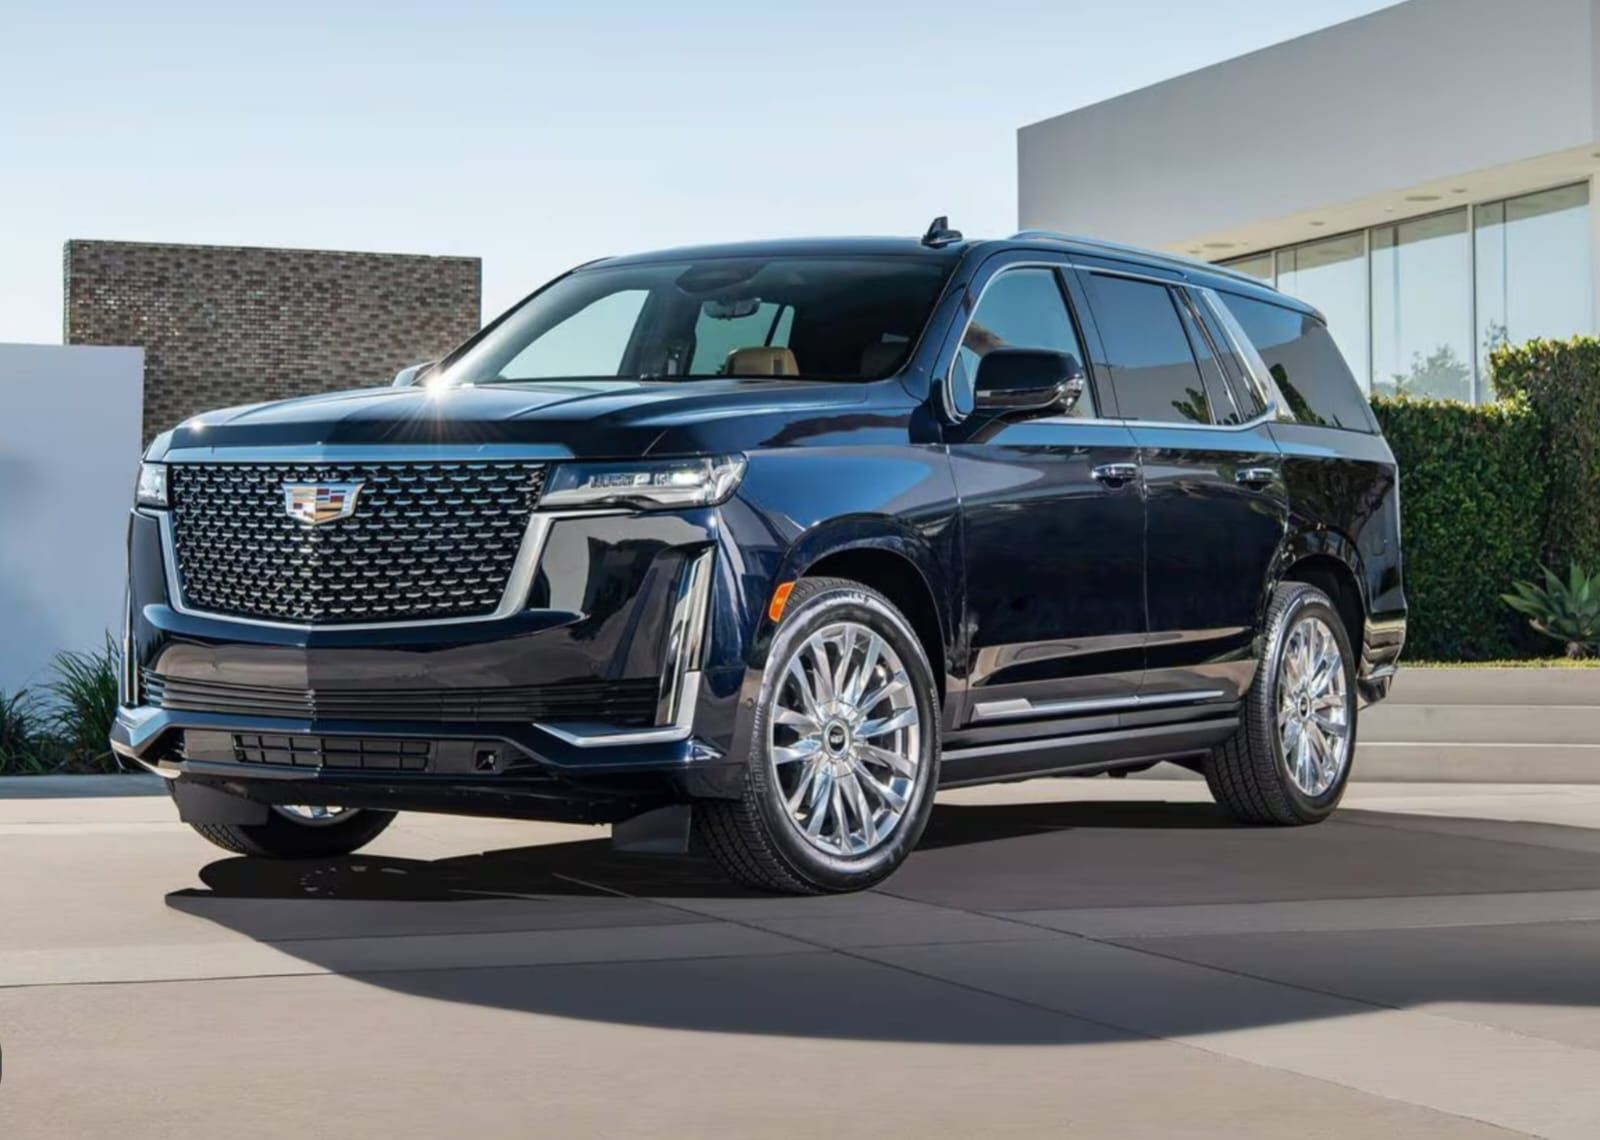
592;236;971;267
582;233;1318;321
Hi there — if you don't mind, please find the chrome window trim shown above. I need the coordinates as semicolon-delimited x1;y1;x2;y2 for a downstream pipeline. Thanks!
972;688;1228;724
1079;271;1286;433
942;258;1286;435
940;258;1101;424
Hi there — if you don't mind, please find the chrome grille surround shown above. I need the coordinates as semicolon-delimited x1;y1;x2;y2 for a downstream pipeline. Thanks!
166;460;548;626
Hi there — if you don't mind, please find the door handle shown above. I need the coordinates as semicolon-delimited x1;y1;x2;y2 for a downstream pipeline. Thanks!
1235;467;1278;488
1092;463;1139;487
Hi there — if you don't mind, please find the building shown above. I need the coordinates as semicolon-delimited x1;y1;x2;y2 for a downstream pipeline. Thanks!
0;343;143;693
1018;0;1600;404
64;241;482;442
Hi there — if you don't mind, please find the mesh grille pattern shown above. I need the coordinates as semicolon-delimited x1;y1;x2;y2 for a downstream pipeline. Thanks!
168;461;546;624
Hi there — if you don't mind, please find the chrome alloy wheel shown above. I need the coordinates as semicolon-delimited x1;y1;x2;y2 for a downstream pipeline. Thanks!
272;804;355;827
1276;614;1351;797
768;620;922;857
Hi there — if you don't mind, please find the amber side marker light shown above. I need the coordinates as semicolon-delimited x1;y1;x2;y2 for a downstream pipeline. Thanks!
768;581;796;623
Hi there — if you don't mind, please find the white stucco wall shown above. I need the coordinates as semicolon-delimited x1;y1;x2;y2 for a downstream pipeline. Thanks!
0;344;144;694
1019;0;1600;248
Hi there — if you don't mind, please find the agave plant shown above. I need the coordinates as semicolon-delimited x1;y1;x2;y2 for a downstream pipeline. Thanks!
45;635;122;772
0;688;59;774
1503;566;1600;659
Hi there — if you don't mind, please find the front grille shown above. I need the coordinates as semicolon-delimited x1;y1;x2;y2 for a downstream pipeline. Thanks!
228;734;432;770
167;461;548;625
144;670;662;727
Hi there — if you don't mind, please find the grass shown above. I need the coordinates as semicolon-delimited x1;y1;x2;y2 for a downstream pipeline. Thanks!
0;688;54;774
0;633;126;776
45;635;122;772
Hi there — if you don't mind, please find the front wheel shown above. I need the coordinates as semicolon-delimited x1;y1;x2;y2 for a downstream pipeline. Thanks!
179;797;398;858
694;577;941;894
1204;582;1358;825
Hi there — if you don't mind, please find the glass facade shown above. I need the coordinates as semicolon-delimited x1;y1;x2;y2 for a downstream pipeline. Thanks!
1221;182;1593;402
1371;210;1473;402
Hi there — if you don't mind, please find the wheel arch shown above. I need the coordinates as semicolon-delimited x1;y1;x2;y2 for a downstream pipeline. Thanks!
1275;530;1368;658
800;544;948;704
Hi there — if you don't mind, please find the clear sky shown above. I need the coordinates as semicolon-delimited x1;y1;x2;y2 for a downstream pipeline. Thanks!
1;0;1399;345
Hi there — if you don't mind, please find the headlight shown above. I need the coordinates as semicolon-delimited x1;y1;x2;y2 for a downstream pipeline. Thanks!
540;456;746;510
135;462;168;509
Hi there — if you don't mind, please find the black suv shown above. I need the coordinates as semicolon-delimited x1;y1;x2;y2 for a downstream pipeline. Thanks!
115;223;1406;894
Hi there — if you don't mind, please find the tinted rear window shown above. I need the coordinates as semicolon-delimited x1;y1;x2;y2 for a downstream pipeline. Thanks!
1220;293;1376;432
1084;274;1213;424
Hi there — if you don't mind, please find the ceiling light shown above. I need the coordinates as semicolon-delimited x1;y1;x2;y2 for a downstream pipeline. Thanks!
1451;188;1468;195
1308;221;1326;227
1203;241;1236;250
1405;194;1442;203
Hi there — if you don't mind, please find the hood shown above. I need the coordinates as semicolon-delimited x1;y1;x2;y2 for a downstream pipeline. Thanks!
154;378;911;459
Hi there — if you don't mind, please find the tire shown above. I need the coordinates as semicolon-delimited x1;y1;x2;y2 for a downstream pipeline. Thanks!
694;576;941;894
178;796;398;859
1204;582;1358;826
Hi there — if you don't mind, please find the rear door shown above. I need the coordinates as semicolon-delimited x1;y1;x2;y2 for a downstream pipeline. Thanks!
1076;266;1288;705
944;254;1147;733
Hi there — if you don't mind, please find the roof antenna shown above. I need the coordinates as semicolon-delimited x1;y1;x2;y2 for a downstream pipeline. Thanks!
921;215;963;248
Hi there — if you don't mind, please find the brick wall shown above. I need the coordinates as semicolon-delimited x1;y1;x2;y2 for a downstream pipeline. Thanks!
63;240;481;443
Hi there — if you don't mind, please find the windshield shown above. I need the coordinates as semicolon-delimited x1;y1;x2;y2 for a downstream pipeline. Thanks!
438;255;954;386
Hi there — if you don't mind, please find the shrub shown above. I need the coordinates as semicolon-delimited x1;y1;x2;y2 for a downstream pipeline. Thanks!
1492;337;1600;571
0;689;53;775
1503;565;1600;659
1371;395;1547;660
45;635;122;773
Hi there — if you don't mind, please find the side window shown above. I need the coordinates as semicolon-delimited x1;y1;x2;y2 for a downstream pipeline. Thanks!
1173;289;1242;424
1083;274;1212;424
497;290;648;380
1219;293;1376;432
1192;294;1268;421
690;300;793;374
957;267;1092;417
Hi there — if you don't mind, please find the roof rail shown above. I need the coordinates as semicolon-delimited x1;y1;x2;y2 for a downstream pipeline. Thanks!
1009;230;1277;291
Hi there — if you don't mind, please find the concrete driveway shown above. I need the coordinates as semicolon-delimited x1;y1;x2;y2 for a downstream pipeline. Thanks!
4;777;1600;1139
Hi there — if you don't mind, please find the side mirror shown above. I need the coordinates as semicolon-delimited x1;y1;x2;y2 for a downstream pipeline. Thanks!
974;349;1087;414
392;360;438;388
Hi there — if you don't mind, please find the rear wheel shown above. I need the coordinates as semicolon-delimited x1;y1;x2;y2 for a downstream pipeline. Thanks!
179;797;398;858
694;577;940;894
1204;582;1357;825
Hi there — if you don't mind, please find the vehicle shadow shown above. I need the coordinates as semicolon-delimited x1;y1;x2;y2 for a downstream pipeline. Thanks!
166;796;1600;1045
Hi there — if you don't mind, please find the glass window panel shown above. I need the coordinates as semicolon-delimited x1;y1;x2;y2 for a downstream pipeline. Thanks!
1274;233;1369;393
1370;210;1473;402
1220;252;1274;284
690;300;791;374
1476;183;1592;396
496;290;648;380
958;268;1093;417
1083;274;1211;424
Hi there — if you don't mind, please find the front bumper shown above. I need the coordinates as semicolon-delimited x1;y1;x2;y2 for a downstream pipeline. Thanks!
120;491;752;817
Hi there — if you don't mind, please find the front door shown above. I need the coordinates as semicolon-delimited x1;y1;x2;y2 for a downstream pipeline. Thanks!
944;258;1147;732
1076;270;1288;704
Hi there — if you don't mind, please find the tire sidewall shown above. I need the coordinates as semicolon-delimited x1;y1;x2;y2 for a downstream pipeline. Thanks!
1262;587;1358;821
745;581;940;892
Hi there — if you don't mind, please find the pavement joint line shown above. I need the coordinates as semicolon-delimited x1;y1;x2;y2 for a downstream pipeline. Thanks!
1335;811;1600;856
945;897;1600;1060
550;869;1542;1137
0;943;832;992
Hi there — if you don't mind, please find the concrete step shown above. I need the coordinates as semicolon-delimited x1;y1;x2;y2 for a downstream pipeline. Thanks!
1363;702;1600;745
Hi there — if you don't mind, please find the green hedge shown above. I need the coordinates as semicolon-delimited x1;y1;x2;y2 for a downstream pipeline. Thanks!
1491;337;1600;572
1370;395;1547;659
